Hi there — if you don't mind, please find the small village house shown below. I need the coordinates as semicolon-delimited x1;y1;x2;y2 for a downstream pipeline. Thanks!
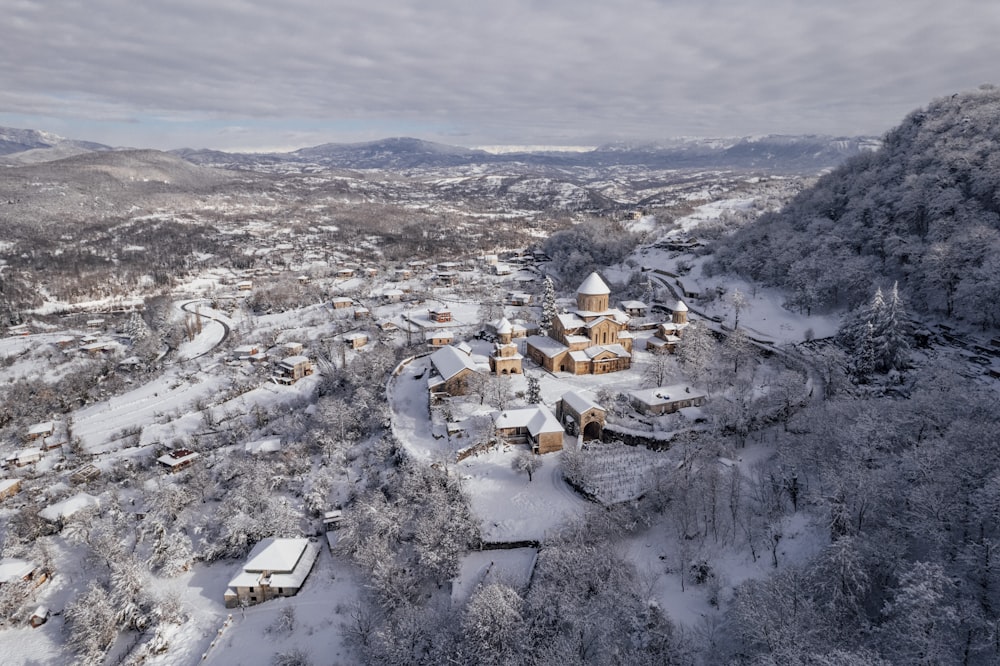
4;448;43;469
429;307;452;323
157;448;201;473
344;332;369;349
281;341;304;356
69;464;101;485
29;607;50;628
492;405;565;454
331;297;353;310
629;385;706;415
0;478;22;501
354;307;370;320
426;330;455;347
427;345;480;397
275;355;313;384
27;421;54;440
0;558;48;590
236;280;253;291
224;537;320;608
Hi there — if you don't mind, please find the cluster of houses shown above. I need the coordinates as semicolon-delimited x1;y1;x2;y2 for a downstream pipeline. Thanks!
2;422;64;471
413;270;709;458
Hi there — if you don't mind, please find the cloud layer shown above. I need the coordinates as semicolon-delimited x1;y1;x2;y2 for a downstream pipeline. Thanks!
3;0;999;150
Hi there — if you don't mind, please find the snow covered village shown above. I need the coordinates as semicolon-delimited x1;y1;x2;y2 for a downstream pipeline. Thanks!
3;85;1000;665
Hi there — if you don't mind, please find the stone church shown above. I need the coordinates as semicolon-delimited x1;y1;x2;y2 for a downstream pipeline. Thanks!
526;272;633;375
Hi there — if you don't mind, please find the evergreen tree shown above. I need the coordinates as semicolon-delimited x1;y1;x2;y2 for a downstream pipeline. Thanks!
526;374;541;404
876;282;910;372
540;275;557;334
841;284;910;377
853;320;876;383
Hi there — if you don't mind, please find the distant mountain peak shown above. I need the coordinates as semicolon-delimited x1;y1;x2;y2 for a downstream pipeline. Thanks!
0;125;111;158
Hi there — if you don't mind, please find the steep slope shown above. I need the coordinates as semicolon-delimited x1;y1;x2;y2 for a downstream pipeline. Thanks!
709;85;1000;327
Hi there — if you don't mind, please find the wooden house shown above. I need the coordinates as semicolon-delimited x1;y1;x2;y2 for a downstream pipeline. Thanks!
344;332;369;349
427;345;479;397
157;449;200;473
619;300;649;318
353;307;370;320
492;405;564;454
233;344;260;359
5;448;42;468
26;421;54;440
236;280;254;291
29;607;50;628
331;297;353;310
0;478;21;501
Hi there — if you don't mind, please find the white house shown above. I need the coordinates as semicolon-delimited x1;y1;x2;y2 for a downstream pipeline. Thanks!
224;537;320;608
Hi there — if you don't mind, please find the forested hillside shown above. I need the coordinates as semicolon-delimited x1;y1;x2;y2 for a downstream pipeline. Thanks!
709;85;1000;327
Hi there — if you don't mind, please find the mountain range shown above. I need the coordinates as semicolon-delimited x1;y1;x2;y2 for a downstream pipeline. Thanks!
0;126;877;172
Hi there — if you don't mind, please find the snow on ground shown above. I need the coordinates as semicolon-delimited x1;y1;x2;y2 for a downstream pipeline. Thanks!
460;447;588;542
451;548;537;606
624;508;827;630
198;545;362;666
72;366;228;453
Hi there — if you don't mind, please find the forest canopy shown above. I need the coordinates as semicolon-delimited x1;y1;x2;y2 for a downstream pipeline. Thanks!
708;85;1000;328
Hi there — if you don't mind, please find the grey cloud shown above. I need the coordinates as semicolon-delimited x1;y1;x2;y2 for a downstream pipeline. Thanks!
3;0;999;149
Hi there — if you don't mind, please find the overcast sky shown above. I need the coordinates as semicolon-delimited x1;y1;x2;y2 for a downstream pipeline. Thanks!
3;0;999;152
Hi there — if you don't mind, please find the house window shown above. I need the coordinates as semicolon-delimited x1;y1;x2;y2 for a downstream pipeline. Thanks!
277;587;284;594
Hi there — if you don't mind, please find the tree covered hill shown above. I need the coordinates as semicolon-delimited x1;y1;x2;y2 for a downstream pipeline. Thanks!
709;85;1000;328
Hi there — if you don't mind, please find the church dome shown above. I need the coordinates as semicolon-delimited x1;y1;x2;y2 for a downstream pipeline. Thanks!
577;272;610;296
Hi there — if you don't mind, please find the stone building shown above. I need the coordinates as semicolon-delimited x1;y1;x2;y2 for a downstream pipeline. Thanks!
525;272;633;374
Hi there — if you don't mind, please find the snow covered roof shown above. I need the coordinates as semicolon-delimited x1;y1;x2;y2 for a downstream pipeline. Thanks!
601;344;631;358
27;421;54;436
244;537;308;573
0;558;35;584
245;437;283;455
629;385;705;406
40;492;100;521
525;335;568;358
425;329;454;341
577;272;610;295
620;300;647;310
430;345;478;381
561;390;603;415
157;449;200;468
673;300;689;312
495;318;513;334
493;405;562;436
527;405;563;436
279;355;310;366
0;479;20;494
556;313;587;329
228;537;320;592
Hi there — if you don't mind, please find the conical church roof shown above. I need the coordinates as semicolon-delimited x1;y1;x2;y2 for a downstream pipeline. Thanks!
577;272;610;296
